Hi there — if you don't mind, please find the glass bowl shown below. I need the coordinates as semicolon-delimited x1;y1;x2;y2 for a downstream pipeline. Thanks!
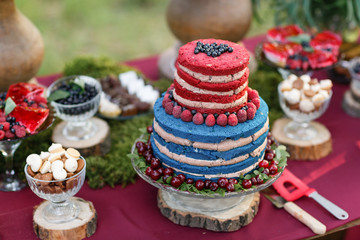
47;75;102;141
278;83;333;140
24;157;86;223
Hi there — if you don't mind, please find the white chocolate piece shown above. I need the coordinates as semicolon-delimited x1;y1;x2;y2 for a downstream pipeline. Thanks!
26;154;42;172
40;161;51;174
300;75;311;83
284;89;301;104
300;99;315;112
48;143;63;153
320;79;333;90
40;151;50;161
65;158;78;173
53;168;67;180
310;84;321;93
280;81;292;92
51;160;64;172
48;153;62;163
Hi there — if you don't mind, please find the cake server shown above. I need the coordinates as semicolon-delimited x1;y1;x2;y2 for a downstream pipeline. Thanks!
272;168;349;220
264;193;326;235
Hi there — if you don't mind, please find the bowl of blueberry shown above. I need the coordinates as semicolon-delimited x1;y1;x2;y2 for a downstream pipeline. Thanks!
47;75;102;141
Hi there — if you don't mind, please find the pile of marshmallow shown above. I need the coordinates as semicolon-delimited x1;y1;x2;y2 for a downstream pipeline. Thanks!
280;74;333;113
26;143;84;183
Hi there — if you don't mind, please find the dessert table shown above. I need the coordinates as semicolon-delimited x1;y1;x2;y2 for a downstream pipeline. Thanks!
1;35;360;240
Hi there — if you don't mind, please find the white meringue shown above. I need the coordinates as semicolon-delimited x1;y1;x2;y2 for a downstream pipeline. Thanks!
53;168;67;180
26;154;42;172
65;158;78;173
51;160;64;172
40;161;51;174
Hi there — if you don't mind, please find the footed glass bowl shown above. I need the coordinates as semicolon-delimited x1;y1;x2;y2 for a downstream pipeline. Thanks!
48;75;102;141
24;158;86;223
278;83;332;140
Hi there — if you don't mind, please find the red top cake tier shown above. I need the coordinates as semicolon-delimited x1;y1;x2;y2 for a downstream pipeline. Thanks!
177;39;250;76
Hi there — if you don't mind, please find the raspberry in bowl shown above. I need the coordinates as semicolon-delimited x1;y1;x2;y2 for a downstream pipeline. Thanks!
47;76;102;140
24;143;86;223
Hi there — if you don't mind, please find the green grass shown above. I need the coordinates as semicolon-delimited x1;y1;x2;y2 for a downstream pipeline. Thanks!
15;0;274;76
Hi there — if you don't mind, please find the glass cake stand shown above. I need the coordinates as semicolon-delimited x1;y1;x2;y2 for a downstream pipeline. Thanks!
131;135;283;213
0;106;55;192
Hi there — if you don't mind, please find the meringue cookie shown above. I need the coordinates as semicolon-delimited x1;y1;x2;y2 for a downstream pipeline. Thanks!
65;158;78;173
284;89;301;104
48;143;63;153
312;93;326;107
310;84;321;93
40;151;50;161
66;148;80;159
53;168;67;180
26;154;42;172
320;79;333;90
300;75;311;83
299;99;315;112
48;153;62;163
280;81;292;92
287;74;298;83
40;161;51;174
51;160;64;172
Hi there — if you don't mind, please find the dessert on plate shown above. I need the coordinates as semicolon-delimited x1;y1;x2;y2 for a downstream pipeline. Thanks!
262;25;342;71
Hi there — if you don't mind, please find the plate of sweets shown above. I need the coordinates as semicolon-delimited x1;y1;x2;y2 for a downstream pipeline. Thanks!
258;25;343;74
98;71;160;120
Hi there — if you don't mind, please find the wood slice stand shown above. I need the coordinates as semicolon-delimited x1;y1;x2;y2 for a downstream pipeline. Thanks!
157;189;260;232
52;117;111;157
272;118;332;161
33;197;97;240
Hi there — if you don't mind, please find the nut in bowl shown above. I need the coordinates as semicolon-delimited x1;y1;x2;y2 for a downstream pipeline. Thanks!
47;75;102;140
278;74;333;140
24;143;86;223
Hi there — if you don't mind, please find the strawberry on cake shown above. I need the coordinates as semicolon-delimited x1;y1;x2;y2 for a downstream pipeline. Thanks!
150;39;270;182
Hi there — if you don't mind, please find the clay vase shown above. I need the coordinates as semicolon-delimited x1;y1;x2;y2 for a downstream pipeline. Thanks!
0;0;44;92
166;0;253;44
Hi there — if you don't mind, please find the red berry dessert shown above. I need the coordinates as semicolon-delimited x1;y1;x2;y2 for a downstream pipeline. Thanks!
0;83;49;140
262;25;342;71
151;39;271;184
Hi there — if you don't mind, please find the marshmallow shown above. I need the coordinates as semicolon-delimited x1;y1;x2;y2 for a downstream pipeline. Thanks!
299;99;315;112
48;143;63;153
26;154;42;172
40;161;51;174
51;160;64;172
53;168;67;180
40;151;50;161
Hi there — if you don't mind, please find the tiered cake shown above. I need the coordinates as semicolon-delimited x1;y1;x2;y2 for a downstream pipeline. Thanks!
151;39;269;181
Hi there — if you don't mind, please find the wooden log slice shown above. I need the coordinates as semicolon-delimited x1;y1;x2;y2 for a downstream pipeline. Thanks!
33;197;97;240
272;118;332;161
52;117;111;157
343;90;360;118
157;190;260;232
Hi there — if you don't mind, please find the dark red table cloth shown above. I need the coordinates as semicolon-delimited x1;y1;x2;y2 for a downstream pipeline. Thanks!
1;36;360;240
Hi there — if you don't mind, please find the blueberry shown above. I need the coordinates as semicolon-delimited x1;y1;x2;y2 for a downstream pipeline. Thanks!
219;48;224;53
207;52;212;56
212;52;218;57
214;113;219;119
228;47;233;53
242;105;249;111
225;112;230;117
194;49;199;54
202;113;208;119
191;110;197;115
0;125;3;130
182;106;187;111
10;128;15;133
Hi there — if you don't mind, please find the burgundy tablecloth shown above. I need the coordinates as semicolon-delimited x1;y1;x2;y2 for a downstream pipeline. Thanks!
1;36;360;240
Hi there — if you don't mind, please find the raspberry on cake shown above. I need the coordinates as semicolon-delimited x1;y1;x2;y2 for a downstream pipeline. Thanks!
150;39;270;183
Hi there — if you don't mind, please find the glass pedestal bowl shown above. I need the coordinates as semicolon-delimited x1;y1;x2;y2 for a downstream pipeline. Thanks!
24;158;86;223
278;84;332;141
48;76;102;141
0;107;55;192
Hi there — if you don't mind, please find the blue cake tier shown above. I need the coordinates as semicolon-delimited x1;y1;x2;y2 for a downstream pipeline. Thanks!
151;96;269;181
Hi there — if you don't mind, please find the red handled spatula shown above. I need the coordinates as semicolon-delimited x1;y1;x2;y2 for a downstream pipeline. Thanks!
273;168;349;220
